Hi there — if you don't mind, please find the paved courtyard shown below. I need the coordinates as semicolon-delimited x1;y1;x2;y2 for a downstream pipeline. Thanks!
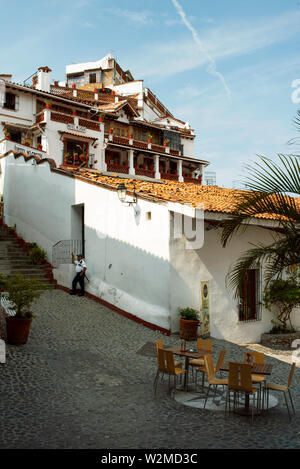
0;289;300;449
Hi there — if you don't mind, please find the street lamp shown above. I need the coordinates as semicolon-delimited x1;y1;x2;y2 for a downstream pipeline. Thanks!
117;183;138;209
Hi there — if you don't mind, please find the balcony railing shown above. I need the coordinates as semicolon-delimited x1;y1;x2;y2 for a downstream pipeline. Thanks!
161;173;178;181
184;176;202;184
1;138;45;157
106;163;129;174
105;133;179;156
135;168;155;178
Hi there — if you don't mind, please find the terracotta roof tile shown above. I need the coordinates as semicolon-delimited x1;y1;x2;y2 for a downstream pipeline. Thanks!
63;169;300;221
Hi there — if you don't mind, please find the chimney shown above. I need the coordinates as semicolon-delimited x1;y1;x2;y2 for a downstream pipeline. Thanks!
36;66;52;93
0;74;12;82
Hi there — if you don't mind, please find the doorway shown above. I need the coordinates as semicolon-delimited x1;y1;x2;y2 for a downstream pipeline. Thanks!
71;204;85;257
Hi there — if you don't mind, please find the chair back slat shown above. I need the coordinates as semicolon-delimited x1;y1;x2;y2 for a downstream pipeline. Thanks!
155;339;163;366
197;339;212;352
164;349;176;374
215;350;226;373
204;355;215;380
157;347;167;372
288;362;296;388
229;362;252;392
244;351;264;365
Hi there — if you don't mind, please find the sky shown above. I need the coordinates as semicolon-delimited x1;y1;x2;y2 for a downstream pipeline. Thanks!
1;0;300;188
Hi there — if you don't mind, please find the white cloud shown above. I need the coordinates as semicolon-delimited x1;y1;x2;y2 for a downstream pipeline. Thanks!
171;0;231;101
129;9;300;82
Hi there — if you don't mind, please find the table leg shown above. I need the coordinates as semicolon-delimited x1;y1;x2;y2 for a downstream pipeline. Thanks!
184;357;189;391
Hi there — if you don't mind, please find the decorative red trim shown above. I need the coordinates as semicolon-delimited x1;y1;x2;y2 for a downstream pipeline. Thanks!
55;284;171;335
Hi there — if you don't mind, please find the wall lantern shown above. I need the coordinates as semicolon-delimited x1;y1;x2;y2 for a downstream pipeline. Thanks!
117;183;138;209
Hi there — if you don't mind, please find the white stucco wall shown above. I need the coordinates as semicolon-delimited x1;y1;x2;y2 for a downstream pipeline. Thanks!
3;153;299;343
169;219;300;343
3;153;171;329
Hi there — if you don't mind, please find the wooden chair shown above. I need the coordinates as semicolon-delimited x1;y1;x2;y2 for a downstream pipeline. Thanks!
195;349;226;390
263;363;296;419
189;339;212;369
153;348;187;395
203;354;228;408
225;362;259;422
155;339;182;368
244;351;265;385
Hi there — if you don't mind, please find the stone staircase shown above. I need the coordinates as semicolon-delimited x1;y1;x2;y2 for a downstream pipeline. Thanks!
0;226;56;289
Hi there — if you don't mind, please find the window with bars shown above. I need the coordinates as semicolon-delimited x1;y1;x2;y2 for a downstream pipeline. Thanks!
238;268;261;322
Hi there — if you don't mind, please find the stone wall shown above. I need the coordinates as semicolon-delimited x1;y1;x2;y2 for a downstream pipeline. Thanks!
261;331;300;349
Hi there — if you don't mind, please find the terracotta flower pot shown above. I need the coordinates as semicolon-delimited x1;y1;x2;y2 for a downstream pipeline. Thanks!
179;318;199;341
5;317;32;345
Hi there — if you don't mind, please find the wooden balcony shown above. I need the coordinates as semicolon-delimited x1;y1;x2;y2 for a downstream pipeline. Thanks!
106;163;129;174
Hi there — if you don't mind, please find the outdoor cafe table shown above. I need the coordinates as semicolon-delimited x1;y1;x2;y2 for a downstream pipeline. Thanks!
219;362;273;416
166;346;212;391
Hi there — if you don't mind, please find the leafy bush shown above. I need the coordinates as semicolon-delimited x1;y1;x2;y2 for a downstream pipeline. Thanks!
178;307;199;321
264;271;300;332
29;246;47;265
5;274;46;318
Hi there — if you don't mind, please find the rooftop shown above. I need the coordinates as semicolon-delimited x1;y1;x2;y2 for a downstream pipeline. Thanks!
59;167;300;221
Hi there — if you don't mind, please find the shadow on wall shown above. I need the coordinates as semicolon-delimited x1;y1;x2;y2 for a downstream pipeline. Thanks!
2;152;199;334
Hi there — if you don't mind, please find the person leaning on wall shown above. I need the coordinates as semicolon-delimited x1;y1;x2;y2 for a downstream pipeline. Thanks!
70;252;87;297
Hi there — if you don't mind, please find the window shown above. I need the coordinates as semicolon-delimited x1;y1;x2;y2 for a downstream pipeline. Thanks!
89;73;97;84
239;269;261;322
4;93;19;111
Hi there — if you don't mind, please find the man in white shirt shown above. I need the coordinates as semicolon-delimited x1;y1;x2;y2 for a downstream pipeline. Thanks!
70;253;87;296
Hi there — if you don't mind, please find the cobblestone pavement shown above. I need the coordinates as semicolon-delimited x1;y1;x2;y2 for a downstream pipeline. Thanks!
1;290;300;449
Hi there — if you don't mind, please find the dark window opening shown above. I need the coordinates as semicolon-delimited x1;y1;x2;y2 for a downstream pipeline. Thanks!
89;73;97;84
8;129;22;143
239;269;260;322
4;93;16;110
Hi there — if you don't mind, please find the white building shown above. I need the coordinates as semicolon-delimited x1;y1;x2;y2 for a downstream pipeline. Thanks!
1;57;299;344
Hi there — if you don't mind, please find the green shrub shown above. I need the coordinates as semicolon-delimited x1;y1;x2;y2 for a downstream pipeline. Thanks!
178;307;199;321
5;274;46;318
264;271;300;332
29;246;47;265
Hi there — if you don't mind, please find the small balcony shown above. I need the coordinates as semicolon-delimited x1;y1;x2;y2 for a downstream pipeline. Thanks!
106;162;129;174
0;137;45;158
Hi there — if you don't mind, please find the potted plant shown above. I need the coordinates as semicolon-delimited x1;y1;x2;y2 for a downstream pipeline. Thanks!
72;110;76;116
4;130;11;140
45;101;51;109
37;143;43;151
163;139;169;147
146;133;153;143
29;246;47;265
178;307;200;343
98;116;104;122
4;274;46;345
108;128;114;134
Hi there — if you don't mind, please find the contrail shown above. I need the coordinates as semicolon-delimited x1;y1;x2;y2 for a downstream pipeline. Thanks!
171;0;231;102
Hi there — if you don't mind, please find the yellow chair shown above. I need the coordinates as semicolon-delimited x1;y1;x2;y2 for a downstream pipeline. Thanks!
195;349;226;390
153;348;187;395
225;362;259;422
203;354;228;408
244;351;265;385
155;339;182;368
263;363;296;419
189;339;213;368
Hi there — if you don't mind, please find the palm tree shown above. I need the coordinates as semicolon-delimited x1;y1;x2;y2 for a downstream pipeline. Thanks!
221;154;300;296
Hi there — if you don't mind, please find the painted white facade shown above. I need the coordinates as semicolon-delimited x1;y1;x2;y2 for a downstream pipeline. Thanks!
2;152;299;343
